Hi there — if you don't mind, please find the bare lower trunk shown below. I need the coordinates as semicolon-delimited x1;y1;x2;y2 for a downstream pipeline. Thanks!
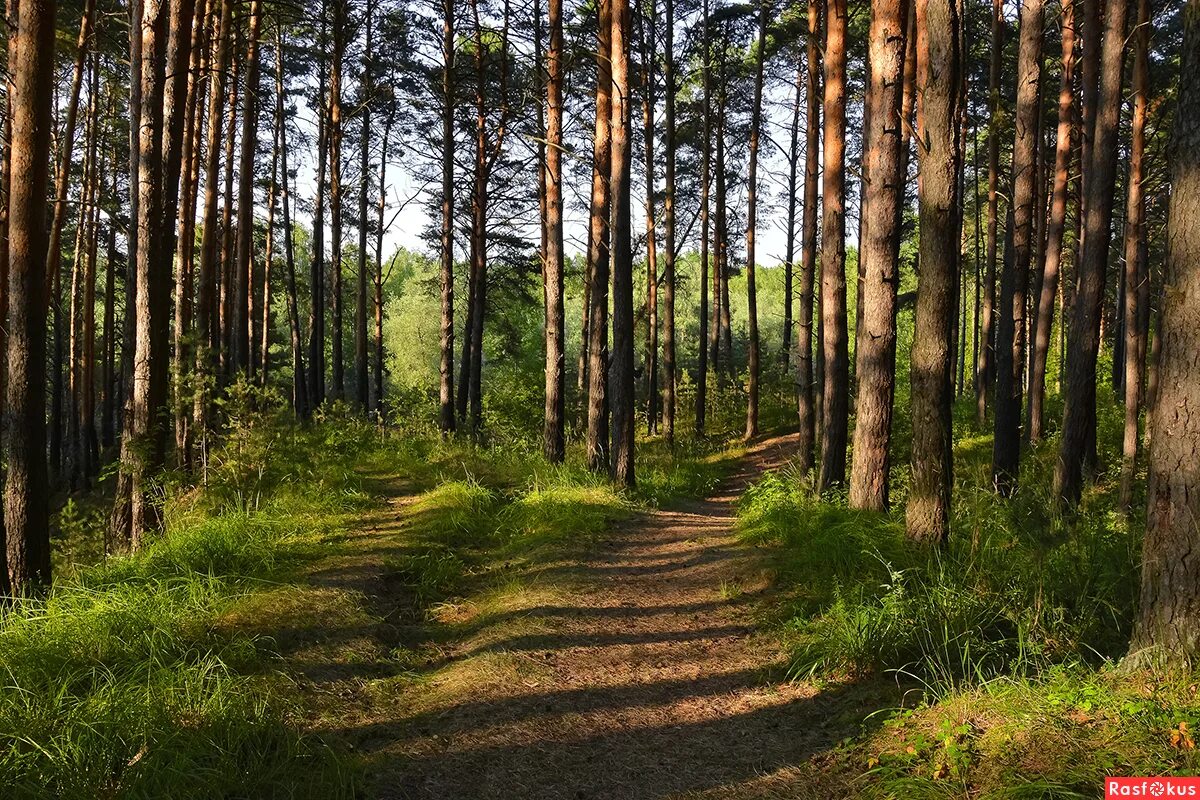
849;0;910;511
907;0;962;545
1055;0;1127;507
992;0;1043;495
1029;0;1075;444
543;0;565;462
1119;0;1150;510
1130;0;1200;662
818;0;849;492
587;0;612;468
976;0;1003;425
610;0;635;488
796;0;820;475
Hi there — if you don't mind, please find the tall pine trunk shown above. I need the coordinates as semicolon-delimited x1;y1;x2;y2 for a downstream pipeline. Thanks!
610;0;635;488
543;0;566;462
1028;0;1076;444
743;0;768;440
796;0;820;475
818;0;849;491
1130;0;1200;662
992;0;1043;495
849;0;910;511
1055;0;1127;507
586;0;612;468
5;0;56;591
976;0;1003;424
908;0;962;544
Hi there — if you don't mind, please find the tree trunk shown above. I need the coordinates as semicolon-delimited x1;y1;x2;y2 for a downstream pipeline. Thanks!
849;0;910;511
1028;0;1076;444
373;92;394;417
329;0;345;400
661;0;676;441
1119;0;1150;510
782;61;802;370
233;0;260;380
992;0;1043;495
123;0;172;548
1130;0;1200;661
976;0;1003;425
610;0;635;488
173;0;209;469
1055;0;1127;507
439;0;455;433
639;1;658;436
695;0;710;436
796;0;820;475
907;0;961;544
587;0;612;468
309;1;329;412
194;0;230;445
218;45;239;385
5;0;56;593
818;0;849;492
275;23;309;419
354;0;373;411
743;0;768;440
543;0;566;462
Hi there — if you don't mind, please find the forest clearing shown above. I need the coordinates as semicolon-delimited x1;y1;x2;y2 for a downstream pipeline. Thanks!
0;0;1199;796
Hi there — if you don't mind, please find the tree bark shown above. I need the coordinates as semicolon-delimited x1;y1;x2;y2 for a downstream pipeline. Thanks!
6;0;56;591
639;1;658;436
194;0;230;443
992;0;1043;495
275;23;308;419
329;0;345;399
818;0;849;492
1119;0;1150;510
796;0;820;475
661;0;677;442
1028;0;1076;444
976;0;1003;425
439;0;455;433
354;0;373;410
743;0;768;440
907;0;961;544
233;0;260;379
309;1;329;411
695;0;710;435
849;0;910;511
543;0;566;462
610;0;635;488
1130;0;1200;661
1055;0;1127;507
587;0;612;468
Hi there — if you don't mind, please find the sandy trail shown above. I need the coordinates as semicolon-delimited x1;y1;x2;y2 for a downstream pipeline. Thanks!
308;435;872;799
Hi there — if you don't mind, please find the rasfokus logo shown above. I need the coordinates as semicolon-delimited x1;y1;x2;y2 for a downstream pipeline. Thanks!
1106;778;1200;797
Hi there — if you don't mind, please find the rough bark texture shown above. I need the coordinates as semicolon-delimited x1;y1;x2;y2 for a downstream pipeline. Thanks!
276;24;309;419
354;0;373;411
1055;0;1127;507
992;0;1043;495
848;0;910;511
743;1;767;440
661;0;676;441
439;0;456;434
5;0;56;592
329;0;345;400
233;0;260;379
543;0;566;463
640;4;658;436
1029;0;1075;444
194;0;230;441
796;0;820;475
907;0;961;545
586;0;612;470
976;0;1002;425
695;0;710;436
818;0;849;492
1119;0;1150;509
610;0;635;488
1131;0;1200;661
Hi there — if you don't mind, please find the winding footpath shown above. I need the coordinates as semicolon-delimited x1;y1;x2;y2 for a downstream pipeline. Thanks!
301;435;876;799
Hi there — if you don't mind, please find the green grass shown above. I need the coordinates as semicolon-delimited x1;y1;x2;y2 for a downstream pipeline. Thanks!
736;384;1195;796
5;384;749;798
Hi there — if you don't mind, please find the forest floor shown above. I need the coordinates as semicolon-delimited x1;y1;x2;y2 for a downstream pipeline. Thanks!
260;434;894;799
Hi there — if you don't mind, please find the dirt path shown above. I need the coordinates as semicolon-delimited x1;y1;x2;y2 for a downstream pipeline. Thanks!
301;435;876;799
